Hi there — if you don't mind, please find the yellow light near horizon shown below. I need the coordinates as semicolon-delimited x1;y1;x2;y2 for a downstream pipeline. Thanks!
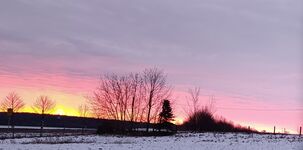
172;117;184;125
55;109;65;116
22;105;80;117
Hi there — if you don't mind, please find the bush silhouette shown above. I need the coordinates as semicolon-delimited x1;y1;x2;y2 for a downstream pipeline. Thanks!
184;108;216;132
183;108;254;133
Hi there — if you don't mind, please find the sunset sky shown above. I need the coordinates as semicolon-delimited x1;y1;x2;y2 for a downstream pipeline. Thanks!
0;0;302;134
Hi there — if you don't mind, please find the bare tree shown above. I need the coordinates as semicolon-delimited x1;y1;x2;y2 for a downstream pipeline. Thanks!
32;96;56;114
143;68;171;131
120;75;132;121
91;104;103;119
129;73;145;123
0;92;25;138
186;87;216;115
89;73;132;121
185;87;217;131
1;92;25;112
88;92;105;119
206;95;216;114
78;104;90;134
32;95;56;137
186;87;201;130
78;104;89;118
88;68;172;132
89;74;117;120
186;87;201;116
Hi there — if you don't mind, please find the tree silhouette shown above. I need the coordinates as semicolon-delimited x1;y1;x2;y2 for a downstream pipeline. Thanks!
89;73;134;120
159;100;173;123
88;67;171;129
186;87;200;116
32;96;56;115
143;68;171;132
32;95;56;137
78;104;89;118
0;92;25;112
78;104;90;134
0;92;25;138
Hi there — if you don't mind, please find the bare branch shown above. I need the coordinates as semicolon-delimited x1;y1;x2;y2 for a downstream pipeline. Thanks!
32;95;56;115
78;104;90;118
1;92;25;112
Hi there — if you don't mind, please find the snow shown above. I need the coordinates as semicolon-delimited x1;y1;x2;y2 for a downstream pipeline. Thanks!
0;132;302;150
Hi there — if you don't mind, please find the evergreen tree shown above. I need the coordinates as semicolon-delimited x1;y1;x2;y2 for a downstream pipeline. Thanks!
159;99;174;123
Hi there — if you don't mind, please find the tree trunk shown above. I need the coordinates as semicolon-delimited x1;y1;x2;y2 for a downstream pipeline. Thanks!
40;113;44;137
146;94;152;132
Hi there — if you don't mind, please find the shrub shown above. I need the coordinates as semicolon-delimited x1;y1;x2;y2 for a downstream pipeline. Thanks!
182;108;255;133
183;108;216;132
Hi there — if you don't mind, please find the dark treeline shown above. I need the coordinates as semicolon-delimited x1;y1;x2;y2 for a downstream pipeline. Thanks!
0;112;156;132
0;67;258;135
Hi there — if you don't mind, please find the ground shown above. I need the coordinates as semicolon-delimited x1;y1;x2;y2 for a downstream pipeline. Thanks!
0;132;302;150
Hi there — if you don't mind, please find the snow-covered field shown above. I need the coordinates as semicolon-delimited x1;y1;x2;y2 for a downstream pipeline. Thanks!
0;132;302;150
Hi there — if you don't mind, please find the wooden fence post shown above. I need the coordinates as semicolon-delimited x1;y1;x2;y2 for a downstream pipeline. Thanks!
274;126;276;134
300;126;302;137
